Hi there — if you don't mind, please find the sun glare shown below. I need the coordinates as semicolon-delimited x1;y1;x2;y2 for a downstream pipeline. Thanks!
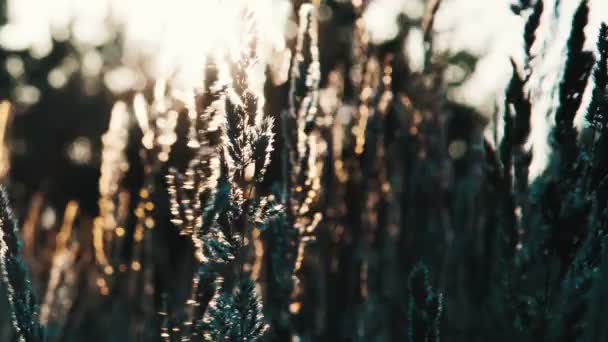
115;0;290;90
1;0;290;92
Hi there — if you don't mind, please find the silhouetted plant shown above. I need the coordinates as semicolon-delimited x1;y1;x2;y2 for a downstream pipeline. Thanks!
482;1;608;340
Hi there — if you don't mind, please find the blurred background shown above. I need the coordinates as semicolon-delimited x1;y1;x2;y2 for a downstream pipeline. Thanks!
0;0;527;232
1;0;607;190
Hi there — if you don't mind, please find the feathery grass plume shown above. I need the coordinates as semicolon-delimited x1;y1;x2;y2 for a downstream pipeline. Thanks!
130;80;179;337
494;0;589;255
498;65;517;252
288;3;324;273
168;83;230;334
350;0;371;97
204;2;277;335
166;61;227;262
546;23;608;341
539;0;594;269
551;0;594;176
314;1;454;338
221;4;277;235
498;58;534;255
508;63;533;207
0;185;45;341
93;81;179;339
488;58;535;335
352;56;380;156
39;201;79;327
272;2;324;333
585;23;608;186
130;81;179;266
167;4;275;340
202;279;268;341
407;263;443;342
486;0;549;310
481;10;608;341
352;52;394;333
349;0;380;157
480;1;543;337
313;5;378;336
502;0;540;212
93;101;130;276
188;4;278;265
